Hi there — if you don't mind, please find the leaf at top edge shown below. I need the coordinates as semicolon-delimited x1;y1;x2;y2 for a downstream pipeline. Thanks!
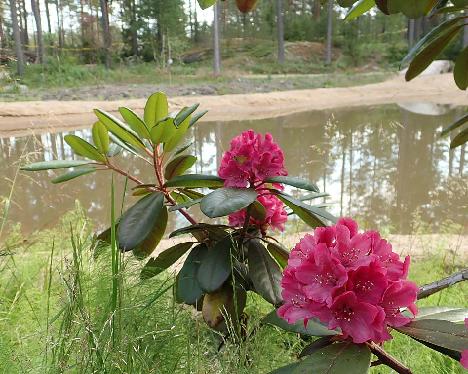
144;92;168;128
164;155;197;180
265;176;320;192
20;160;91;171
119;107;152;140
64;135;106;162
344;0;375;21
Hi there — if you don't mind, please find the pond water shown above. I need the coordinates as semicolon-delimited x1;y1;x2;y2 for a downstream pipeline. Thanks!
1;103;466;235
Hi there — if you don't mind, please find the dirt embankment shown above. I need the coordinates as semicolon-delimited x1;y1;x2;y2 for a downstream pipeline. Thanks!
0;73;466;138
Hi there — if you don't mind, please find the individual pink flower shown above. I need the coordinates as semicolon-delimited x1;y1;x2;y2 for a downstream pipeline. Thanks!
278;217;419;344
218;130;287;188
228;194;287;232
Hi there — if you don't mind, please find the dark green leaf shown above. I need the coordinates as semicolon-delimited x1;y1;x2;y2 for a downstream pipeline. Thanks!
117;192;165;251
20;160;90;171
262;309;338;336
164;155;197;180
266;242;289;269
344;0;375;20
133;206;168;258
299;336;334;358
451;127;468;149
197;236;234;293
64;135;106;162
176;244;207;304
396;319;468;358
169;223;230;240
119;107;151;140
248;240;282;305
144;92;168;128
405;25;463;81
180;188;205;199
402;16;464;67
165;113;192;152
165;174;224;188
108;133;139;157
454;46;468;90
270;342;371;374
201;188;258;218
151;117;177;145
265;176;320;192
92;121;110;154
51;166;96;184
249;200;267;221
388;0;437;18
174;142;193;156
140;242;194;280
416;307;468;323
95;109;146;150
175;104;199;127
441;113;468;137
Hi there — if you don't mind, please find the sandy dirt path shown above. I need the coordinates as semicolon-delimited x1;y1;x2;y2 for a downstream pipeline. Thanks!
0;73;466;138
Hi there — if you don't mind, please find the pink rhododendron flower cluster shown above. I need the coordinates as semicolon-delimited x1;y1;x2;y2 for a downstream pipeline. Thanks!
278;218;419;344
228;193;288;232
218;130;289;233
218;130;287;188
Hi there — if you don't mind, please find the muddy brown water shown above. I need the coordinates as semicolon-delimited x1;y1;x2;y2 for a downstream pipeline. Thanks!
1;103;466;235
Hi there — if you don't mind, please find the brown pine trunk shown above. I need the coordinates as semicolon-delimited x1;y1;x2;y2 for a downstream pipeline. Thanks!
30;0;44;63
9;0;25;75
99;0;111;68
275;0;285;64
44;0;52;33
130;0;138;56
20;0;29;49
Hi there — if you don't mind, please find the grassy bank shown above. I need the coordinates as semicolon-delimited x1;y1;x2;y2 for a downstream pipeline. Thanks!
0;207;466;373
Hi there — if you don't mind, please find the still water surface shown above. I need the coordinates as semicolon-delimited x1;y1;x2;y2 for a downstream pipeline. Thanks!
1;104;466;235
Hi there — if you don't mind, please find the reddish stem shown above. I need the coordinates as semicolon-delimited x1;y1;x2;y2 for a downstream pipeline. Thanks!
366;342;412;374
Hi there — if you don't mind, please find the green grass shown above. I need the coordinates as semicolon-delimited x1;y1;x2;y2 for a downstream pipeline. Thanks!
0;207;466;373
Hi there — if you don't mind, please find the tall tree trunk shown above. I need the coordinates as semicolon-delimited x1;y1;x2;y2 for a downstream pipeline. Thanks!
99;0;111;68
312;0;320;20
275;0;285;64
44;0;52;33
9;0;25;75
55;0;63;50
213;2;221;75
0;6;4;61
325;0;333;64
30;0;44;63
20;0;29;49
130;0;138;56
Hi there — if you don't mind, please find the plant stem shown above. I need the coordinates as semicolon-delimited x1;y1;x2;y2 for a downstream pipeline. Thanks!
106;161;144;185
366;342;412;374
417;268;467;300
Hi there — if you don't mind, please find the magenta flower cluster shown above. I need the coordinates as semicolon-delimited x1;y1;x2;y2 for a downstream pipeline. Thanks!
278;218;419;344
218;130;288;232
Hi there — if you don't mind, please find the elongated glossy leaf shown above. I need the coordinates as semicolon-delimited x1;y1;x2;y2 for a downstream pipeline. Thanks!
416;307;468;323
451;128;468;149
168;198;202;212
169;223;230;240
201;188;257;218
189;110;208;127
181;188;205;199
164;155;197;180
95;109;146;150
140;242;193;280
402;16;464;67
454;46;468;90
165;113;192;152
441;113;468;137
197;0;216;9
20;160;90;171
92;121;110;154
64;135;106;162
133;206;168;258
174;142;193;156
175;104;199;127
165;174;224;188
51;166;96;184
176;244;207;304
248;240;282;305
270;343;371;374
299;336;334;358
119;107;151;140
300;192;329;201
265;176;320;192
151;117;177;145
117;192;165;251
387;0;436;18
108;133;139;157
344;0;375;20
274;191;336;227
249;200;267;221
262;309;338;336
197;236;234;293
405;25;463;81
266;242;289;269
396;319;468;357
144;92;168;128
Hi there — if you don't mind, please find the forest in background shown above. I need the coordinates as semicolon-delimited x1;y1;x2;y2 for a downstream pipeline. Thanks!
1;0;467;82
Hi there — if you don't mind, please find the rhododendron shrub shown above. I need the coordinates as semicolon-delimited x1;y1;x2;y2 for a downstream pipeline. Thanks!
21;92;468;374
278;218;418;344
